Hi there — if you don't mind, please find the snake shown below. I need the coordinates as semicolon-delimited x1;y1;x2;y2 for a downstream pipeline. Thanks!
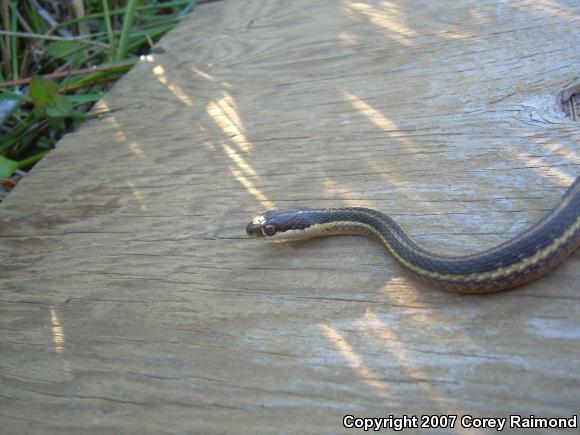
246;177;580;293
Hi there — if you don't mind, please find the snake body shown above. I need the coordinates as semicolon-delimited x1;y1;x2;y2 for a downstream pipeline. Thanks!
247;177;580;293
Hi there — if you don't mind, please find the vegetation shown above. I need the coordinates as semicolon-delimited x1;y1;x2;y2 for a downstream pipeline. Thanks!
0;0;200;199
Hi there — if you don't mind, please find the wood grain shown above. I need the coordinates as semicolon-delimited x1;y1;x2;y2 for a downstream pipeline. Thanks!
1;0;579;433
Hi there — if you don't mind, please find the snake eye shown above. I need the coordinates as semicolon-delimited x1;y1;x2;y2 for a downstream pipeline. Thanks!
263;224;276;236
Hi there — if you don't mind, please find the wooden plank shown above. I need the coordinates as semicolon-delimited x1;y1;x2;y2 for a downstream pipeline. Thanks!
1;0;579;432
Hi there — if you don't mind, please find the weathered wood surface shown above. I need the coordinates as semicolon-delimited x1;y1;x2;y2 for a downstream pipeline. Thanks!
1;0;579;433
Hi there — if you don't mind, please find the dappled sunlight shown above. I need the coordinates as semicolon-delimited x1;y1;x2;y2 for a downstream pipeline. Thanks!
207;91;253;153
325;88;452;233
140;54;155;63
354;310;477;421
511;150;575;187
342;89;454;224
365;158;421;199
112;127;127;143
338;31;360;47
222;143;260;179
381;276;421;297
343;1;417;46
49;305;65;354
203;90;274;209
358;311;433;381
195;122;217;152
527;135;580;165
192;68;217;82
320;324;394;399
95;100;127;142
321;177;375;208
230;168;275;210
153;64;193;107
380;279;477;347
343;0;473;45
437;28;475;41
361;158;445;217
49;305;71;374
93;102;152;209
513;0;578;20
355;311;415;375
128;142;145;158
96;101;148;159
343;90;424;156
519;134;579;186
468;9;489;27
126;180;147;211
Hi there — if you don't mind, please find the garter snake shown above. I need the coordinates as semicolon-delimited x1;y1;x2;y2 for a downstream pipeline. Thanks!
246;177;580;293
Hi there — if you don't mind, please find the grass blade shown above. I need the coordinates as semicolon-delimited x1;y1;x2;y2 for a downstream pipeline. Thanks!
101;0;115;59
116;0;138;61
10;0;19;80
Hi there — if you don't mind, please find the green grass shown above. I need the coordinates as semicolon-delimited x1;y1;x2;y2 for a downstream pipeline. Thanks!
0;0;200;196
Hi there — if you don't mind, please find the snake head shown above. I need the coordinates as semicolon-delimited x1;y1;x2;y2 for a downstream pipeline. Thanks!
246;208;315;239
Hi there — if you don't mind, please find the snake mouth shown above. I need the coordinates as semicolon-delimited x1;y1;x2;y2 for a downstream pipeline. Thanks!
246;222;265;238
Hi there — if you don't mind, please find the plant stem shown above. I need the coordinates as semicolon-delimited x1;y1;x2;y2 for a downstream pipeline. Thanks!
0;61;135;87
116;0;138;61
10;0;19;81
0;30;109;47
52;0;193;30
17;149;49;169
101;0;115;60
